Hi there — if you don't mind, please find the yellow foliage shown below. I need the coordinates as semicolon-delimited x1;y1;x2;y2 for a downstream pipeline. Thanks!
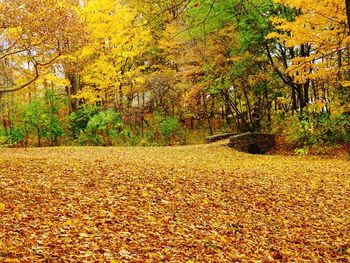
75;0;152;100
74;87;102;105
0;0;85;92
269;0;349;88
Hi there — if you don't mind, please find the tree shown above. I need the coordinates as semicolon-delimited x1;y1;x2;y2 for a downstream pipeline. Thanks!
269;0;350;112
0;0;84;94
73;0;152;111
346;0;350;30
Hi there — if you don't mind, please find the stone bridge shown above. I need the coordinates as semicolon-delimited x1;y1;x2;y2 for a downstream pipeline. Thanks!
205;133;238;143
227;133;276;154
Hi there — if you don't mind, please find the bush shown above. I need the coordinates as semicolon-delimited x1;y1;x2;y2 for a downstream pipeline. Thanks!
9;126;25;145
69;105;100;138
0;128;9;146
42;90;65;145
22;92;65;146
137;113;184;146
286;112;350;147
160;116;184;145
82;109;124;146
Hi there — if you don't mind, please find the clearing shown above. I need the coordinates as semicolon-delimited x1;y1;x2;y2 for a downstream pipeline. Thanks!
0;145;349;261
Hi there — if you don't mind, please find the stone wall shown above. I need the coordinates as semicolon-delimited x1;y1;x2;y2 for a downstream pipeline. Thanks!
228;133;276;154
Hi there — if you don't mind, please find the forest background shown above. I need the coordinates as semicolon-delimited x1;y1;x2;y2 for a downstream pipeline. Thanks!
0;0;349;151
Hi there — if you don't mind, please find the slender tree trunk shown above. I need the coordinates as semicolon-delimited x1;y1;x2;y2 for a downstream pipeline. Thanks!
265;86;271;127
346;0;350;31
303;81;310;106
296;84;305;113
0;94;7;135
118;83;123;111
66;73;80;112
202;94;213;135
292;88;297;114
224;93;252;132
242;87;253;126
37;127;41;147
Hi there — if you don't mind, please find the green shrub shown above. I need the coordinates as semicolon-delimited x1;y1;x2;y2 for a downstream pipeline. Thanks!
83;109;123;146
0;128;9;146
68;105;100;138
21;92;65;146
286;112;350;147
294;146;309;156
137;113;184;146
160;116;183;145
9;126;25;145
42;90;65;145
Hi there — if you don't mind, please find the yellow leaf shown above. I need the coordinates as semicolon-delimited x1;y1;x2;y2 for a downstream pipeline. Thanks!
63;219;73;227
0;203;5;211
141;191;149;197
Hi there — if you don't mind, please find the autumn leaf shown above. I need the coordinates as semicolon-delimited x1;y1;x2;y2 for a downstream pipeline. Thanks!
0;146;349;261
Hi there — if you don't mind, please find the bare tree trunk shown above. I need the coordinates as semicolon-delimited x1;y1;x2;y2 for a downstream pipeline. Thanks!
202;94;213;135
66;73;80;112
346;0;350;31
242;87;253;126
291;88;297;114
118;83;123;111
265;86;271;127
37;127;41;147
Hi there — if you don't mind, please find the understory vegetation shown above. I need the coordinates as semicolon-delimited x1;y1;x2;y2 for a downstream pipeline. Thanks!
0;0;349;152
0;92;349;151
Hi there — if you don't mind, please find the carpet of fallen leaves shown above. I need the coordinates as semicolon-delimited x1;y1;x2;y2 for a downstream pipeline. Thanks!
0;144;349;262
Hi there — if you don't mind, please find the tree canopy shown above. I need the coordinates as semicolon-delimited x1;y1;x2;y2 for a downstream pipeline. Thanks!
0;0;349;148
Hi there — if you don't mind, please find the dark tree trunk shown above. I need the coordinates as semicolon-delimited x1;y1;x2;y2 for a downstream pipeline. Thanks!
265;86;271;127
346;0;350;31
37;127;41;147
292;87;297;114
296;84;306;113
202;94;213;135
303;81;310;106
66;73;80;112
118;83;123;111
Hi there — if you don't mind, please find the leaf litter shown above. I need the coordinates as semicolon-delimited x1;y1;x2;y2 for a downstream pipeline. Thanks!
0;145;349;262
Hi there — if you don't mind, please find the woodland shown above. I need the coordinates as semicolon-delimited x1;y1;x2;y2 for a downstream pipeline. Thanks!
0;0;349;150
1;1;350;261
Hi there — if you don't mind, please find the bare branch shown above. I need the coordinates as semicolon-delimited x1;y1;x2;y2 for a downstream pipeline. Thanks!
0;48;29;60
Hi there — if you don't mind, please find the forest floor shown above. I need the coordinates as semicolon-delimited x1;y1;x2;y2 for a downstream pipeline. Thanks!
0;144;349;262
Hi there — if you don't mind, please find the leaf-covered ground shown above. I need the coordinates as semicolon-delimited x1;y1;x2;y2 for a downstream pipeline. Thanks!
0;145;349;262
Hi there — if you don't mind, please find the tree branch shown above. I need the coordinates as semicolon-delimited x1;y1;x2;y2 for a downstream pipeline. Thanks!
0;51;62;94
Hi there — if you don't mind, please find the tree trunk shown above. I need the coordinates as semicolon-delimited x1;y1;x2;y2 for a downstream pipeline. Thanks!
66;73;80;112
265;86;271;128
118;83;123;111
346;0;350;31
202;94;213;135
242;87;253;127
303;81;310;106
37;127;41;147
292;87;297;114
296;84;305;113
